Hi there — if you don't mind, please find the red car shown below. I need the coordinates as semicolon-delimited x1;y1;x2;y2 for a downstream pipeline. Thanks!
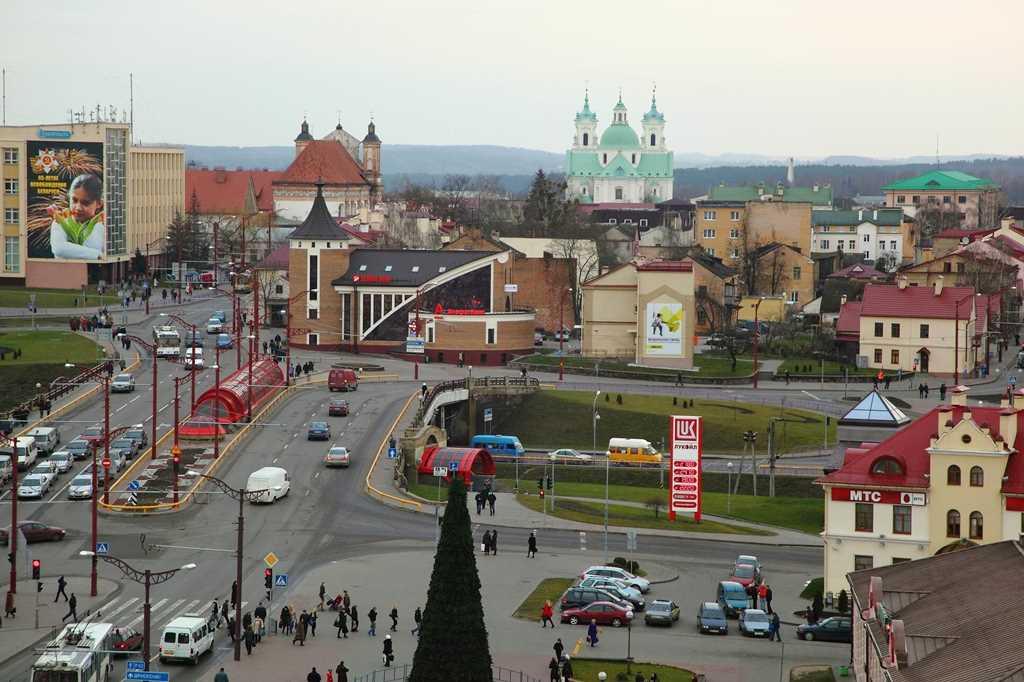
729;563;758;587
560;601;631;627
112;627;143;654
0;521;67;545
328;398;350;416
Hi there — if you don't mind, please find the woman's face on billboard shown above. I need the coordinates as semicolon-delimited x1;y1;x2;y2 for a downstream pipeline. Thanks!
70;185;101;222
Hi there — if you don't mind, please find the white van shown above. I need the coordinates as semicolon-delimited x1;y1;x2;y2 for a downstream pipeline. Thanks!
159;614;214;664
1;436;38;470
246;466;290;504
26;427;60;454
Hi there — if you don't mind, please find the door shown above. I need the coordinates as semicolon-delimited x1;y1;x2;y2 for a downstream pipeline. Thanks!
918;348;930;373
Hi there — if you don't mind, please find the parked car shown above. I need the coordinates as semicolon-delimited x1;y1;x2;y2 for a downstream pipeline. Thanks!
644;599;679;626
17;474;51;499
577;577;644;609
739;609;771;637
552;329;571;342
216;333;233;349
328;398;350;417
307;421;331;441
797;617;852;643
63;439;93;461
324;446;351;468
183;348;204;369
581;566;651;593
534;332;544;346
697;601;728;635
548;448;591;463
0;455;9;485
560;601;631;627
0;521;66;544
68;475;94;500
560;586;629;611
49;451;74;474
111;373;136;393
736;555;762;580
717;580;749;618
110;437;141;461
729;563;759;588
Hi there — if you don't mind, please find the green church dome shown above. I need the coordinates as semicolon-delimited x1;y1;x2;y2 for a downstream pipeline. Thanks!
599;123;640;148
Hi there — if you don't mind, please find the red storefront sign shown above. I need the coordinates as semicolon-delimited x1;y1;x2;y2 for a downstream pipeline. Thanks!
352;274;393;284
830;488;927;506
669;415;702;521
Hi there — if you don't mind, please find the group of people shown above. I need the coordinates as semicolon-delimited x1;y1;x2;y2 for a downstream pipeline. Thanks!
474;488;497;515
747;581;774;614
317;582;421;670
481;529;499;555
548;638;576;681
291;360;316;379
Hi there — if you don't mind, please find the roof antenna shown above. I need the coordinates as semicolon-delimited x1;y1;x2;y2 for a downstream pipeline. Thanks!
936;133;940;167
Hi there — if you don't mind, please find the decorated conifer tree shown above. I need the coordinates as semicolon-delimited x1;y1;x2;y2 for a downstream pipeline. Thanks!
409;476;492;682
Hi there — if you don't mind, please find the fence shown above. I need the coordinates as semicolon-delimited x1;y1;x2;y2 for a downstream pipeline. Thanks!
412;376;540;428
354;665;542;682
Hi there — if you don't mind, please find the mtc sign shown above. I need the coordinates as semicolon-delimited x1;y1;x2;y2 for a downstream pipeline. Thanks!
831;488;927;506
668;415;702;521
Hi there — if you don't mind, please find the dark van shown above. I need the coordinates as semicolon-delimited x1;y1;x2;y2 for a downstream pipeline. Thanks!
328;368;359;392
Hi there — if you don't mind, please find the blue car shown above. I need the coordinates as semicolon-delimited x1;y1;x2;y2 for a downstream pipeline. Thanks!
717;580;749;618
212;310;227;323
216;333;233;349
307;421;331;441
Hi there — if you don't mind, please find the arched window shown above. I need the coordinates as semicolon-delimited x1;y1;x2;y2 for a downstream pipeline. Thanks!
969;511;984;539
631;154;636;164
947;465;961;485
582;133;589;146
603;154;607;164
650;133;656;146
870;456;904;476
969;466;984;487
946;510;961;538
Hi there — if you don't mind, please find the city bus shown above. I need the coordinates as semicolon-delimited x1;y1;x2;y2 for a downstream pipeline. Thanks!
152;325;181;358
607;437;663;465
469;434;525;457
30;622;114;682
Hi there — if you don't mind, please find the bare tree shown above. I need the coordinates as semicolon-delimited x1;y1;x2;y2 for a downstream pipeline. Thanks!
753;245;790;297
874;251;899;273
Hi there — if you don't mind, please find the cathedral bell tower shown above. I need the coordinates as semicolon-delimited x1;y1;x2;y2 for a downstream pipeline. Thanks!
362;120;382;201
641;88;666;151
573;90;598;150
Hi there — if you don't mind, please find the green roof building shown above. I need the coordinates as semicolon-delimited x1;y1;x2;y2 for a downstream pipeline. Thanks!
566;90;674;204
881;170;1001;230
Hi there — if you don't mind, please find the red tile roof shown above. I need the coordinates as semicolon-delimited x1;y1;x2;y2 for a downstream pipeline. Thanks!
934;228;995;240
336;221;383;245
255;244;289;270
275;140;368;187
635;259;693;272
835;301;862;338
186;169;280;214
860;283;977;320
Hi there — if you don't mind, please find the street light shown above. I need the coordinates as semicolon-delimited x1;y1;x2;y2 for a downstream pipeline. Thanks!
173;376;182;506
212;360;221;459
727;461;734;514
160;313;198;409
592;390;608;559
199;475;268;662
953;293;979;385
625;608;635;671
752;296;766;389
80;550;195;670
247;334;256;422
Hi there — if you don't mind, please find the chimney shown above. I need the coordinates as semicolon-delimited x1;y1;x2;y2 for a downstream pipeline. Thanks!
873;209;879;221
938;405;953;434
951;385;969;406
897;276;908;290
889;619;908;669
867;576;883;616
1001;408;1018;448
933;275;944;297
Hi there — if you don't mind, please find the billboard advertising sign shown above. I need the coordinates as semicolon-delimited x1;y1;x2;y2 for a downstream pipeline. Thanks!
25;140;105;260
644;302;683;356
669;415;702;521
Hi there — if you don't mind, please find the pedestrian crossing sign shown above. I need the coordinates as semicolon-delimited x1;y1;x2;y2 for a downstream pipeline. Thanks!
96;542;109;555
274;574;288;587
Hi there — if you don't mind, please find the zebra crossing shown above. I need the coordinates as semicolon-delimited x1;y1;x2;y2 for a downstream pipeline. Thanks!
93;595;249;632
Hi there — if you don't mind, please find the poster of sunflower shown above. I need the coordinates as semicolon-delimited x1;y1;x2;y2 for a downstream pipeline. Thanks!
26;141;105;259
644;301;684;356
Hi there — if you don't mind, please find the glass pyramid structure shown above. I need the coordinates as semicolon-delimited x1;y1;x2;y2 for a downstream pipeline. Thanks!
839;390;910;426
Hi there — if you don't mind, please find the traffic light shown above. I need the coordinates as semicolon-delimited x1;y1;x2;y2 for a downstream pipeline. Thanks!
537;478;544;490
264;568;273;590
31;559;40;580
546;476;552;490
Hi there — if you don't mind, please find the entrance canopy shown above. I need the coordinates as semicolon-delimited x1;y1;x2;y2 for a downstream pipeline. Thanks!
418;446;496;486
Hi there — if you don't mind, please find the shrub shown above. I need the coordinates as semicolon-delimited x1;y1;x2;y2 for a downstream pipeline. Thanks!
616;394;623;405
605;392;610;402
611;557;640;574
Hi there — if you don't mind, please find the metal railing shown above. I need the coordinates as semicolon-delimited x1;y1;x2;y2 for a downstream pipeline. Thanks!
412;376;540;428
354;665;541;682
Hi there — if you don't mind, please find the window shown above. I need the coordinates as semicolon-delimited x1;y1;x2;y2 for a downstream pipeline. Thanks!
698;285;708;297
697;309;708;324
602;153;607;164
275;284;283;295
957;262;965;273
957;195;967;204
650;133;656;146
788;290;799;303
892;557;911;564
3;178;16;195
874;348;883;363
871;457;904;475
821;239;830;250
946;510;961;537
863;233;870;242
792;266;801;280
622;219;633;225
614;187;623;200
893;505;912;535
702;229;716;239
706;248;715;256
928;196;938;204
730;210;741;221
854;503;873;532
912;195;920;204
486;328;496;344
943;261;952;273
4;237;18;272
969;511;983;539
308;308;318;320
822;226;830;232
308;333;319;346
730;248;740;259
854;555;874;572
891;349;899;364
308;254;318;295
729;228;740;239
2;148;17;164
891;323;900;337
848;240;856;250
896;195;905;204
959;212;966;221
889;240;897;251
943;195;951;204
582;133;589;146
639;219;648;227
703;210;717;221
874;322;883;337
608;218;617;225
947;464;961;485
969;466;983;487
3;208;18;224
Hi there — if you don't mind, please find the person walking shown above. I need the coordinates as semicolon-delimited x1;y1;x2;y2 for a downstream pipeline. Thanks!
757;582;768;611
342;590;351;614
549;656;561;682
368;606;377;636
61;594;78;623
335;661;349;682
475;491;484;515
884;375;891;390
771;611;782;642
482;530;491;556
541;600;555;628
389;605;398;632
243;625;255;655
253;614;264;643
222;599;230;626
490;529;499;554
553;638;564;661
335;609;348;638
940;383;948;401
254;602;267;633
55;576;69;603
349;605;359;632
488;492;497;516
765;585;774;614
561;656;574;682
5;590;15;618
308;610;317;637
319;582;326;611
307;668;322;682
279;606;292;635
411;606;422;637
211;599;221;628
230;580;238;609
586;619;599;647
528;531;538;558
382;635;394;668
292;611;307;646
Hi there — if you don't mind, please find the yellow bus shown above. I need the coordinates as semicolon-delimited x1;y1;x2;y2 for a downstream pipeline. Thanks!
607;437;663;465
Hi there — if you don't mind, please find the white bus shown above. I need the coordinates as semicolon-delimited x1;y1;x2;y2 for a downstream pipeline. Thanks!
152;325;181;358
30;622;114;682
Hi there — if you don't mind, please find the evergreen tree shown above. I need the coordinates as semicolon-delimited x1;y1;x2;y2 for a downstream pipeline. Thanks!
409;477;492;682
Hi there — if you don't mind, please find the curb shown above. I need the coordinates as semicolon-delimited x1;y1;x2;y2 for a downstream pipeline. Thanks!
648;574;680;586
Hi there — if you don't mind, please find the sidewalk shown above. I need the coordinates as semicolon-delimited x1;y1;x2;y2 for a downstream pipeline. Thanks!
0;575;119;664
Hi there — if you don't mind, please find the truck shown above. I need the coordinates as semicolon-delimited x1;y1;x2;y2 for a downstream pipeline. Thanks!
153;325;182;358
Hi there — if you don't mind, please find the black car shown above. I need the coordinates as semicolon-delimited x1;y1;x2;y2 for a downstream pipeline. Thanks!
797;617;852;643
560;587;629;611
307;421;331;441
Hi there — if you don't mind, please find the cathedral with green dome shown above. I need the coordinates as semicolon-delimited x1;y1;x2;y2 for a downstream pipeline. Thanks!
565;90;674;204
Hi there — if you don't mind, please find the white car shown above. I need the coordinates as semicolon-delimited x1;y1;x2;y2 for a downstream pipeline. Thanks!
17;474;50;499
29;462;58;488
549;448;592;463
111;373;136;393
206;319;223;334
581;565;651;593
49;452;74;474
183;348;204;369
68;475;94;500
324;446;351;468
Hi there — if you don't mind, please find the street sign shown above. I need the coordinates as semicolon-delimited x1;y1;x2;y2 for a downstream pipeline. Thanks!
387;446;397;459
126;672;169;682
503;283;519;293
126;661;145;671
274;574;288;587
432;466;448;477
483;408;493;423
449;460;459;472
626;530;638;552
263;552;279;568
95;542;109;555
127;480;141;491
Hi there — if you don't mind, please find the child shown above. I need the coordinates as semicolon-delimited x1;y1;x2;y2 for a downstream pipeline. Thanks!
49;174;105;259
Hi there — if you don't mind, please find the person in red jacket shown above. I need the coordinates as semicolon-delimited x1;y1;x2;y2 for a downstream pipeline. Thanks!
541;600;555;628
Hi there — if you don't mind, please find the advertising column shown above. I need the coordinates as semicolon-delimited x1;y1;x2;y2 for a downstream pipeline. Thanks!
669;415;702;522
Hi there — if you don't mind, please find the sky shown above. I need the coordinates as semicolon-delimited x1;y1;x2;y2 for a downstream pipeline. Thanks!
4;0;1023;159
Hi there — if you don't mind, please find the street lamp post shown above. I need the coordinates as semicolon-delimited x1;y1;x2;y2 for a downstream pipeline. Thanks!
161;313;198;409
80;551;195;670
2;432;19;594
90;374;110;596
625;608;635;671
953;293;978;385
213;353;221;459
115;334;159;467
592;390;608;560
727;461;733;514
752;297;765;389
173;376;181;505
199;475;268;662
247;335;255;422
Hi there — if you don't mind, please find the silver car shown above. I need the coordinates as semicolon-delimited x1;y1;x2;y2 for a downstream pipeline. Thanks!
324;446;351;468
18;474;50;499
739;609;771;637
68;475;94;500
577;577;644;608
111;373;136;393
49;452;74;474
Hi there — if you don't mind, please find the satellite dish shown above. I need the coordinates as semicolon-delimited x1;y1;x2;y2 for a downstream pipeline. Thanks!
496;252;509;264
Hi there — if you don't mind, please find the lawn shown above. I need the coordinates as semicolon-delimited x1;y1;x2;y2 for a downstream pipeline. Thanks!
408;479;447;502
493;390;835;454
0;286;121;309
517;352;753;378
519;481;823;535
512;577;574;620
776;357;873;376
790;668;836;682
515;494;772;535
570;659;695;682
0;331;101;365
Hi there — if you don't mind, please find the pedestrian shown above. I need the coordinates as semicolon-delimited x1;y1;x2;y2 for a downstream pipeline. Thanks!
319;582;326;611
342;590;351;614
211;599;221;628
253;614;264;643
255;602;267;627
924;384;930;398
482;530;491;556
785;370;790;385
561;656;574;682
280;606;292;635
488;492;496;516
368;606;377;637
411;606;422;637
227;616;237;642
214;667;229;682
243;625;255;655
389;605;398;631
541;600;555;628
884;375;891;390
161;289;168;302
335;609;348;638
918;383;925;399
528;530;538;558
553;638;564;661
62;594;78;623
765;585;774;614
382;634;394;667
940;383;947;401
586;619;598;647
221;599;229;626
55;576;68;603
242;611;252;634
231;580;238;608
491;529;498;554
263;341;268;355
475;491;484;515
4;590;15;618
421;382;427;398
757;582;768;611
307;668;322;682
336;661;349;682
292;611;307;646
309;610;317;637
549;656;561;682
771;611;782;642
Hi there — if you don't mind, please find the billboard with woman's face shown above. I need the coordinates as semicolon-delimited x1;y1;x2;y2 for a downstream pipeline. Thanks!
25;141;105;259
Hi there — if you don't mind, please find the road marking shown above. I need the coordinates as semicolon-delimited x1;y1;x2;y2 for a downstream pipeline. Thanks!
272;457;278;463
102;597;139;620
801;390;821;401
305;489;310;496
313;472;320;478
127;396;141;405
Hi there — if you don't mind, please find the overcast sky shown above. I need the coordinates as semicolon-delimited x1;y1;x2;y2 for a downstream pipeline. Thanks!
4;0;1022;159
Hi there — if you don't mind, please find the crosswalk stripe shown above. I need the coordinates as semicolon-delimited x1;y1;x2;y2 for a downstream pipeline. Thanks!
125;598;173;628
101;597;139;621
